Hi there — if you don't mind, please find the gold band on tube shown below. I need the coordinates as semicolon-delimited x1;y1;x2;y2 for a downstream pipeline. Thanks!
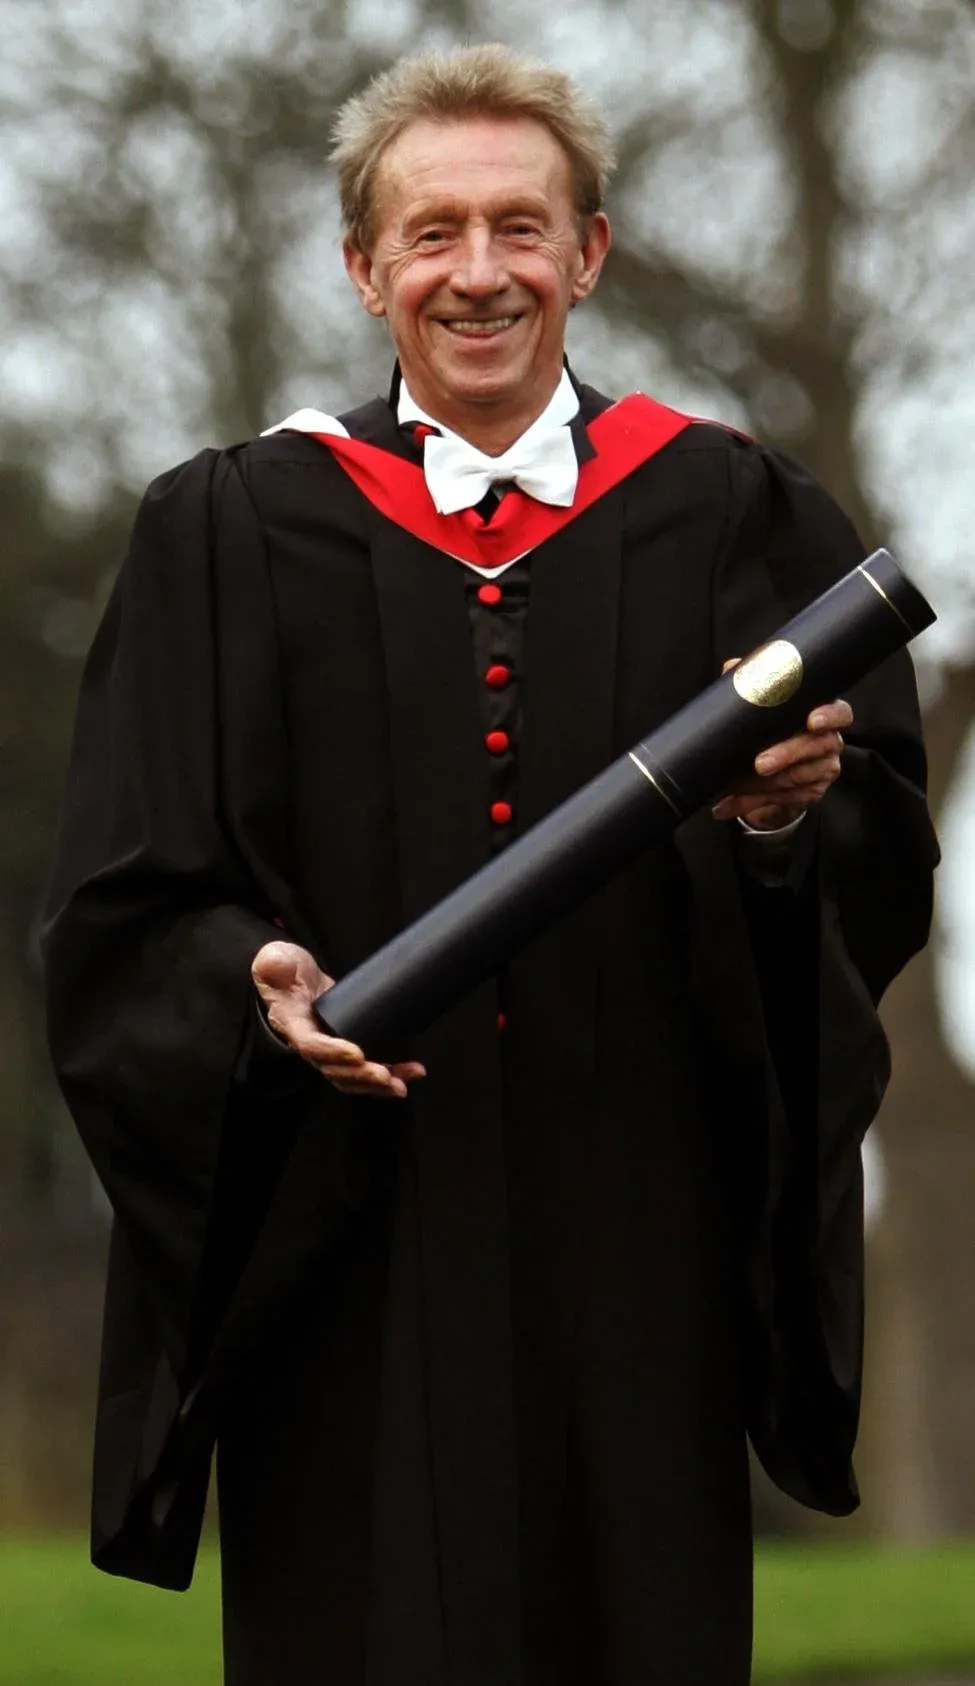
858;561;912;634
628;751;683;816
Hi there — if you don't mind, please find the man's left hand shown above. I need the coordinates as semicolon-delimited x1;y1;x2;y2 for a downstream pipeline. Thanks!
712;660;853;830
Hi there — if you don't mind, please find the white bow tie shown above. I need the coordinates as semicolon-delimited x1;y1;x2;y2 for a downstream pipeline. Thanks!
422;425;579;515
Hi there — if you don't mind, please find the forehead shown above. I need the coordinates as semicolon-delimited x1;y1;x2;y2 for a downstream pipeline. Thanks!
374;115;574;224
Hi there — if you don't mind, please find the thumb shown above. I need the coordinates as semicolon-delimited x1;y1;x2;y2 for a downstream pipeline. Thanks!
251;940;306;994
722;656;741;674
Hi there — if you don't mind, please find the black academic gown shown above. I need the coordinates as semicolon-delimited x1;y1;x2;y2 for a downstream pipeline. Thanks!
42;379;938;1686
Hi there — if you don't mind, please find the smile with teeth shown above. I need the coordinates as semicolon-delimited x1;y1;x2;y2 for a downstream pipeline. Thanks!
441;316;520;335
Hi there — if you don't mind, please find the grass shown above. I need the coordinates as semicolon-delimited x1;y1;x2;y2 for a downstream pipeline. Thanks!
753;1539;975;1681
2;1537;975;1682
0;1541;221;1686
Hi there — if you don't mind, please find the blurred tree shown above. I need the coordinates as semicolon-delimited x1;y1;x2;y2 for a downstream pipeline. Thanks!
1;0;972;1531
0;458;132;1525
589;0;975;1542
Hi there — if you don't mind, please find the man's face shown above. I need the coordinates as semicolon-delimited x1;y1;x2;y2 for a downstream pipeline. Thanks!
344;115;610;442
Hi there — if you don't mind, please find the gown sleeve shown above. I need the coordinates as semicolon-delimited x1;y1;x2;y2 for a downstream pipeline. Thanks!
41;448;313;1397
700;435;939;1512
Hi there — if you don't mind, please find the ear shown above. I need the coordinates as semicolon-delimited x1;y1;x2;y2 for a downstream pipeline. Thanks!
570;212;611;305
343;239;386;319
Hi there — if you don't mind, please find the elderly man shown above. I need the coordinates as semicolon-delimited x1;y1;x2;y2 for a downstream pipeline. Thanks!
44;42;936;1686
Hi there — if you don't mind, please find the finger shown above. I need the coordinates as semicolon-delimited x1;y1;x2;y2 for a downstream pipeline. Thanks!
719;761;843;812
730;805;805;828
757;758;842;797
755;731;844;774
390;1061;427;1080
314;1055;396;1084
714;794;805;822
716;784;829;821
253;942;334;1002
336;1060;428;1096
315;1054;425;1083
280;1025;366;1065
808;699;854;732
769;750;842;785
251;943;301;992
329;1068;409;1099
720;754;842;808
755;774;836;808
722;656;742;673
330;1077;408;1100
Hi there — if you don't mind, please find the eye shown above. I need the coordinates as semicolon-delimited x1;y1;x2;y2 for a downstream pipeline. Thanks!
505;221;541;238
416;228;450;247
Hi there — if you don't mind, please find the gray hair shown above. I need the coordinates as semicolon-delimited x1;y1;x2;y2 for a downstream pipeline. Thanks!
332;42;616;251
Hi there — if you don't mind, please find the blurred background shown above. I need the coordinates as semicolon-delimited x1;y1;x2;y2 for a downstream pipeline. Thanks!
2;0;974;1679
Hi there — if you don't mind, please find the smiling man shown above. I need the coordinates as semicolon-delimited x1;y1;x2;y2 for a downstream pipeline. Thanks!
344;112;610;450
43;43;936;1686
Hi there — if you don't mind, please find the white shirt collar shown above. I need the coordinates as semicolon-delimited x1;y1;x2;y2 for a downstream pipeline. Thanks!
396;368;581;576
265;371;582;580
396;365;580;447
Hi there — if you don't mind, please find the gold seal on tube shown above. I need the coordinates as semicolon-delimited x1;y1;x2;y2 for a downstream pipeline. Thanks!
732;640;804;707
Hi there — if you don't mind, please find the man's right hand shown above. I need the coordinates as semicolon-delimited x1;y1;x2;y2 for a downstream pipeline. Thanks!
251;941;426;1100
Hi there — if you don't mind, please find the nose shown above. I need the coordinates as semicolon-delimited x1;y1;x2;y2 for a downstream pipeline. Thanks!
449;226;510;300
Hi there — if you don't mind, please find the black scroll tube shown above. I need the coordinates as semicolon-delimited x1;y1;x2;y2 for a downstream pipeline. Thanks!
314;549;934;1052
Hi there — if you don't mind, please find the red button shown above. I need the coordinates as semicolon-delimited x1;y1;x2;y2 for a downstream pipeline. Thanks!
490;801;513;826
485;730;509;754
497;1012;507;1032
478;583;502;605
485;663;510;689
